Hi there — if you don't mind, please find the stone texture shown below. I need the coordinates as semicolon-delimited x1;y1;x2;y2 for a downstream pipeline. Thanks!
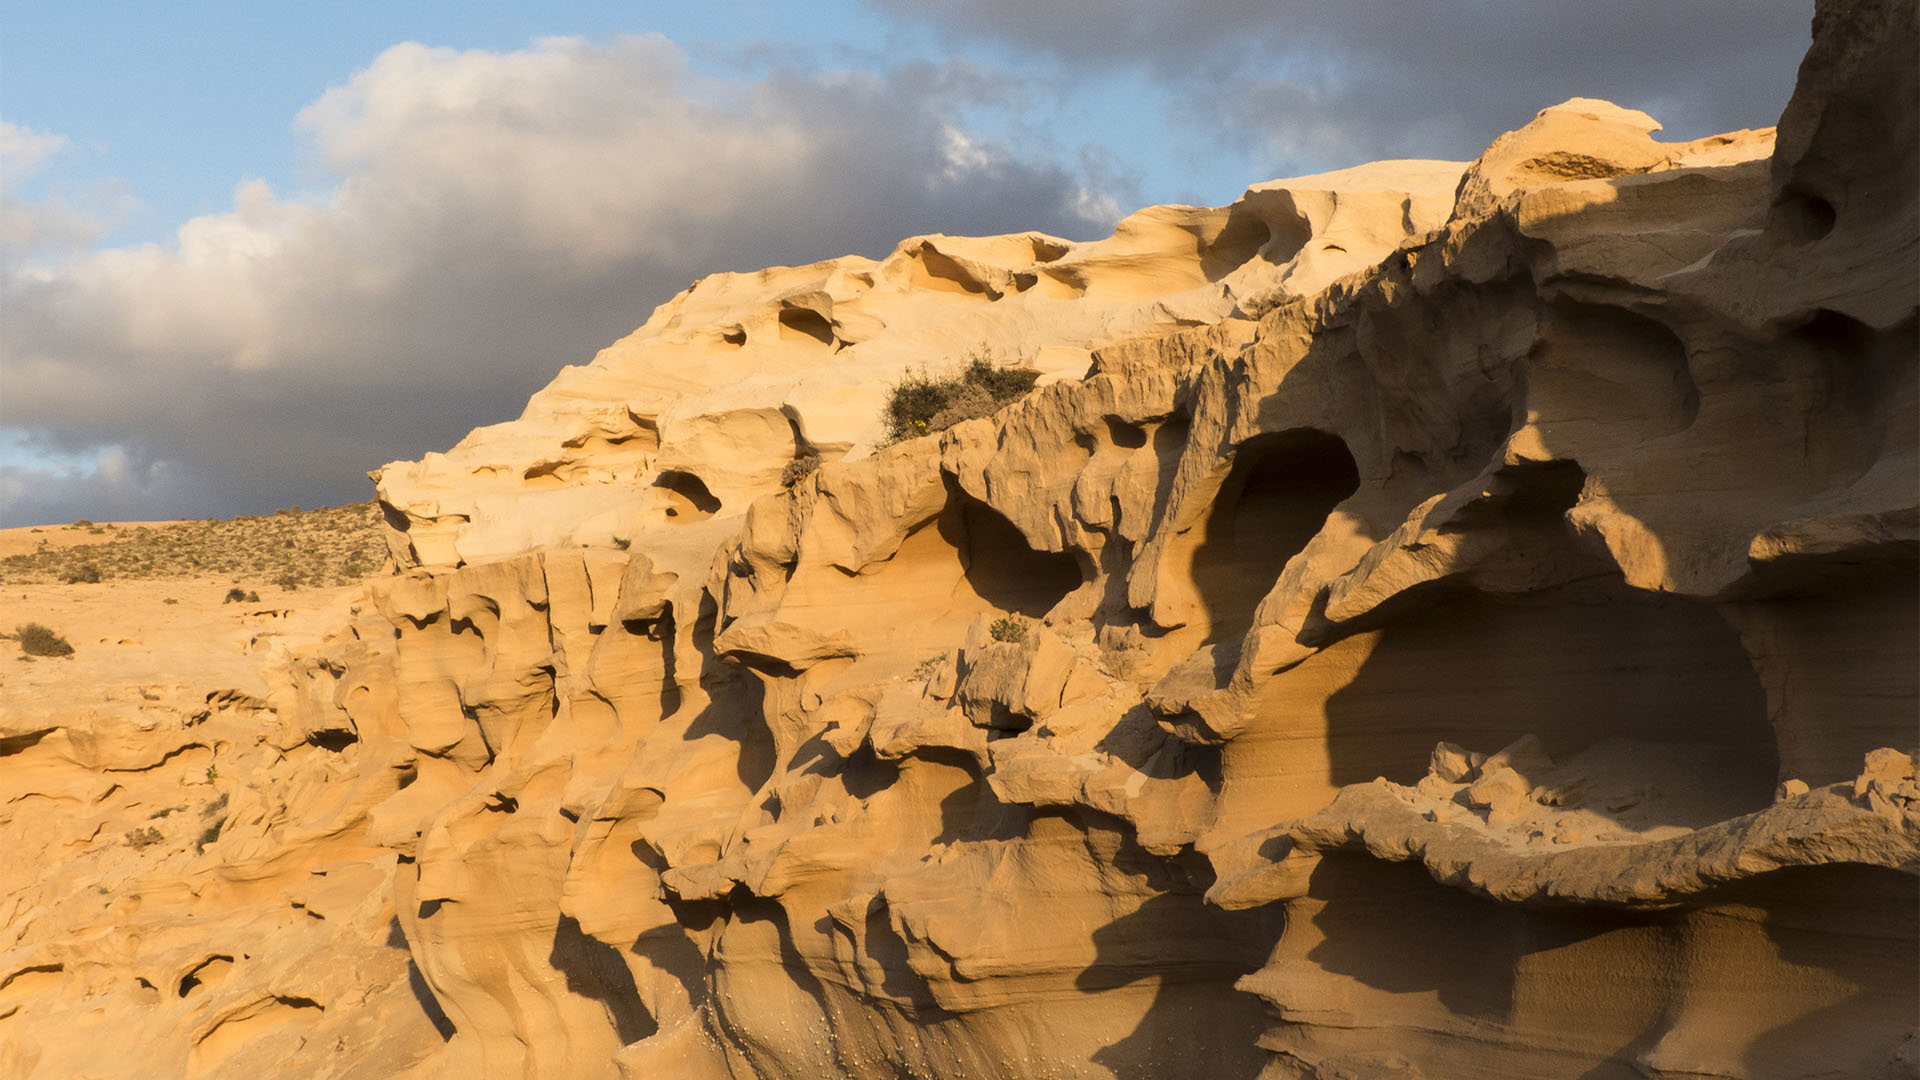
3;2;1916;1077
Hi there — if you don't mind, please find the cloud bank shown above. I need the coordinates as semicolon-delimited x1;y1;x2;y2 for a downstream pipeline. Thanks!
0;35;1117;525
1;6;1816;525
872;0;1813;173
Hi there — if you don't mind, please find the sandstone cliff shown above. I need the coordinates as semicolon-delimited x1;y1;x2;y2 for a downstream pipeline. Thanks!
3;2;1915;1077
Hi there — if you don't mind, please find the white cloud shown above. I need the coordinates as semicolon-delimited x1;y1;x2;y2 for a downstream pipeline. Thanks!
0;121;125;273
0;121;70;184
939;125;995;180
0;35;1120;525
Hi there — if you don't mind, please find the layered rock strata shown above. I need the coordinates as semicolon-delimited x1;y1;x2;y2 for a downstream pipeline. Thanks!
3;2;1915;1077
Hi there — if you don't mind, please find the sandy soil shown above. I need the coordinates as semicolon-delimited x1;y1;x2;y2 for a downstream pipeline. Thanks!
1;575;366;721
0;521;177;559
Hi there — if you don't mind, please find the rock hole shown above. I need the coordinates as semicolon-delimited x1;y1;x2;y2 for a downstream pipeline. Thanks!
908;243;993;296
1733;562;1918;786
0;730;51;757
653;470;721;519
941;481;1083;619
1527;301;1698;440
838;744;903;799
1794;309;1915;486
378;501;411;534
1438;459;1587;537
980;703;1034;735
1028;236;1071;263
1774;184;1837;245
188;993;325;1071
1200;204;1275;281
777;306;838;347
1104;416;1149;449
1037;264;1090;298
307;729;358;752
1191;429;1360;642
1318;576;1779;818
177;955;233;998
0;964;61;995
522;459;569;484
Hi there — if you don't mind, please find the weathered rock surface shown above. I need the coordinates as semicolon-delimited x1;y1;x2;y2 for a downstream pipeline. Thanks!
4;2;1915;1077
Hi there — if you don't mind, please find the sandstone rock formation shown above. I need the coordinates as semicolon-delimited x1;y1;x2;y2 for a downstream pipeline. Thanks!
3;1;1914;1077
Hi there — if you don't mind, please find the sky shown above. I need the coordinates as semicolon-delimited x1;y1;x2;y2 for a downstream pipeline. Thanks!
0;0;1814;526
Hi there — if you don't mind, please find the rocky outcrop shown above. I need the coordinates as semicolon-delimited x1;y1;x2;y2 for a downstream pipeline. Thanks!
369;155;1471;570
3;1;1915;1077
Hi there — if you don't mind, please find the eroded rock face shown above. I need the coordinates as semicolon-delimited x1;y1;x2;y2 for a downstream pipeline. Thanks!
4;2;1915;1077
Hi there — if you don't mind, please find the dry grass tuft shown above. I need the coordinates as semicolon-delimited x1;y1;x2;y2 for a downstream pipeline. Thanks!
883;349;1039;444
989;615;1028;643
15;623;75;657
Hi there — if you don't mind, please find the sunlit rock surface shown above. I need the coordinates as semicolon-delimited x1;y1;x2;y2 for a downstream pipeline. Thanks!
3;2;1914;1077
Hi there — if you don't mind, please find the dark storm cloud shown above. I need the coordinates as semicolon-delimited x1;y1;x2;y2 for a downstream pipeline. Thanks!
869;0;1814;170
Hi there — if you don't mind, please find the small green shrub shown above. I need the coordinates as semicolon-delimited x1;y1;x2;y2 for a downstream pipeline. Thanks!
223;587;259;603
883;350;1039;444
910;652;949;681
64;563;103;584
780;453;821;488
16;623;74;657
273;570;302;590
988;616;1028;643
195;820;224;853
125;826;164;849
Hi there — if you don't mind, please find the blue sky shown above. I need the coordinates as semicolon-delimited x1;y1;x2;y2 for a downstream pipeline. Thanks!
1;1;1254;250
0;1;1813;524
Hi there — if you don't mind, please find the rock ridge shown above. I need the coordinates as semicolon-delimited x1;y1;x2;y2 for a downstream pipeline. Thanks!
3;2;1915;1077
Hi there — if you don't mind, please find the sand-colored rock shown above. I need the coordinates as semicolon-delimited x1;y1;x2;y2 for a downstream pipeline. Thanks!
3;1;1916;1077
369;156;1467;570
